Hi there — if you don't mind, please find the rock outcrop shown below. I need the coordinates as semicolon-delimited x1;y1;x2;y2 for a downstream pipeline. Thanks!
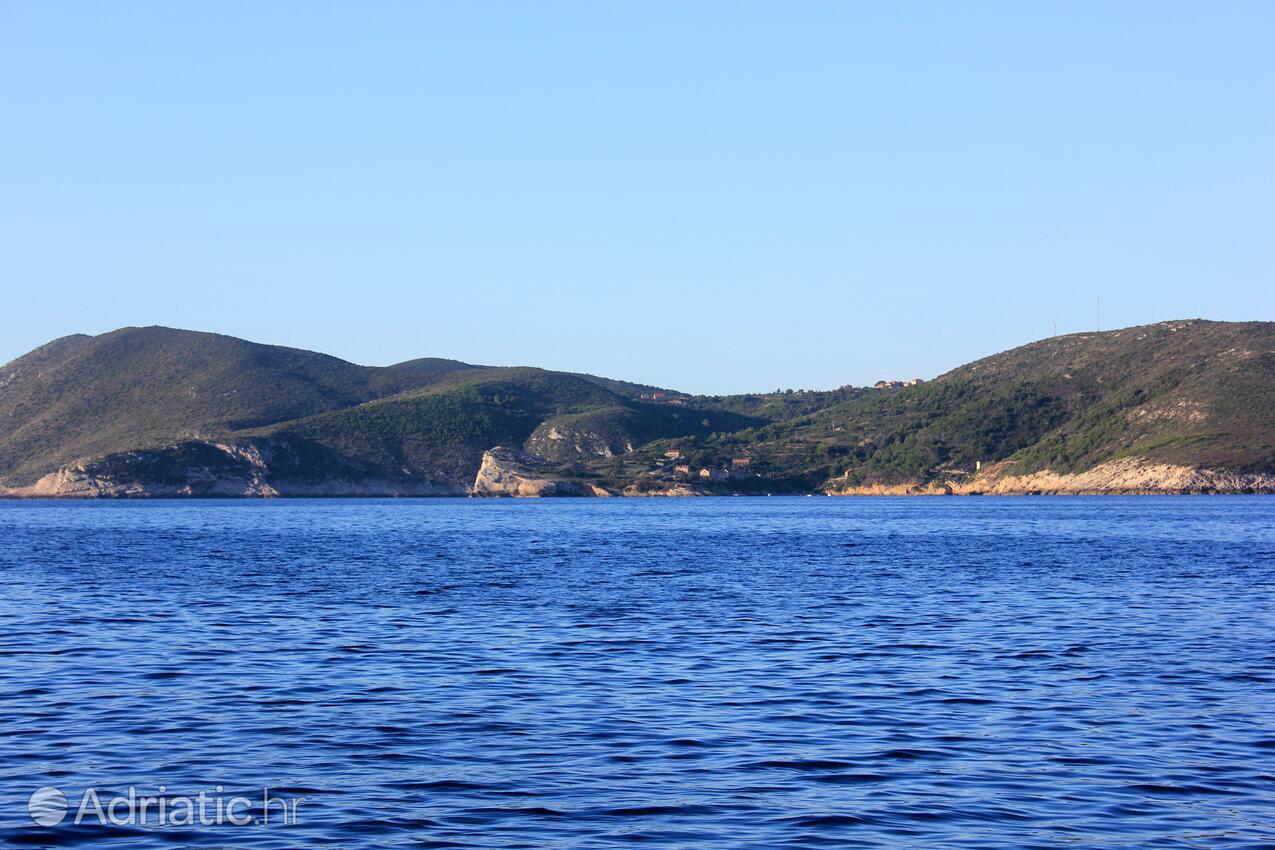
824;457;1275;496
11;444;1273;499
969;458;1275;495
522;408;647;462
620;482;706;497
471;447;610;497
524;421;634;461
5;437;465;498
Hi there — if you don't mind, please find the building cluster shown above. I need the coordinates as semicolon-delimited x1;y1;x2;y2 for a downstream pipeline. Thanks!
693;457;752;482
639;391;686;405
654;448;756;484
873;378;925;390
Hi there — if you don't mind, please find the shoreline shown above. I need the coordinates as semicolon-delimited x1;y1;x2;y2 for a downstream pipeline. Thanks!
5;456;1273;499
2;489;1272;500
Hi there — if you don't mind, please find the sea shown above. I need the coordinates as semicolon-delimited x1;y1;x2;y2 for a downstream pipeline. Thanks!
0;497;1272;849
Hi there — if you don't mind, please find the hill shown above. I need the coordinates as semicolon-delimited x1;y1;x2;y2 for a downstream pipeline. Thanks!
1;320;1272;496
0;326;474;485
668;319;1274;492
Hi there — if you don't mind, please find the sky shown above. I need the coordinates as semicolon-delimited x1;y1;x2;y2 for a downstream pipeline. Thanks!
1;2;1272;394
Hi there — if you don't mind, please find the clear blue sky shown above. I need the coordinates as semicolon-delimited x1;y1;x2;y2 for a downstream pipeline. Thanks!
2;2;1271;394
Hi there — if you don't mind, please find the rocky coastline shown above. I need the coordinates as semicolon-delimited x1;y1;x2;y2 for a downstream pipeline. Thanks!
823;458;1275;496
4;447;1273;498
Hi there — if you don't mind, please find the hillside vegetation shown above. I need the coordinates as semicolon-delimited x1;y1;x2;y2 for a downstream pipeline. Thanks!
648;320;1273;489
0;326;473;484
1;320;1271;494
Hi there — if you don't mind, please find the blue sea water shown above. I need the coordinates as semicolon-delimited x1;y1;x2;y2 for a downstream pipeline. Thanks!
0;497;1272;849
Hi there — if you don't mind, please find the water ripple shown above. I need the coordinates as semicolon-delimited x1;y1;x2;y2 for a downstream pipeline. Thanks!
0;496;1272;848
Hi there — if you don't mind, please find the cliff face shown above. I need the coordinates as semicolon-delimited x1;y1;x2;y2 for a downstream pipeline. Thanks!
968;458;1275;495
471;447;610;497
823;458;1275;496
524;420;634;461
5;437;465;498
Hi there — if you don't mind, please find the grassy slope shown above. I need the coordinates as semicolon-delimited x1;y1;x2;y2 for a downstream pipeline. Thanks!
252;368;771;485
251;368;625;484
0;326;471;484
526;404;768;463
2;320;1271;491
745;320;1275;486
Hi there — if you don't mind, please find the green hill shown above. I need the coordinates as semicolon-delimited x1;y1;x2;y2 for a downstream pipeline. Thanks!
248;369;764;486
0;326;472;485
1;320;1271;495
685;319;1275;489
252;368;624;485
